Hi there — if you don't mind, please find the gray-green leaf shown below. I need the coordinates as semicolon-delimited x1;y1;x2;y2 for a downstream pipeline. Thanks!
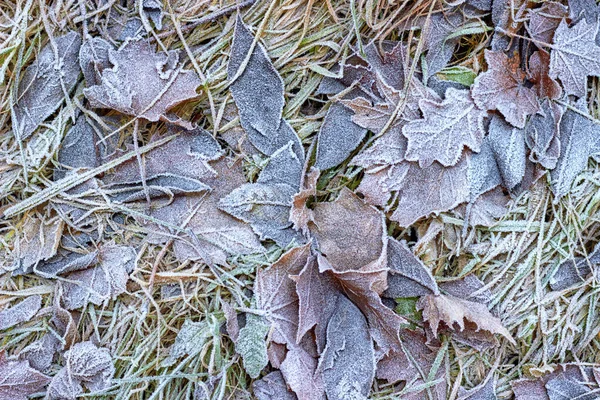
236;313;270;379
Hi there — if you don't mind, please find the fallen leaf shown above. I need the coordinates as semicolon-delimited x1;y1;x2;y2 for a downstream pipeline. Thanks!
0;353;51;400
14;31;81;140
62;244;137;310
488;115;527;190
46;341;114;400
252;371;297;400
383;238;439;299
11;216;64;275
289;167;319;236
527;2;569;45
551;99;600;200
525;99;563;169
403;88;486;167
318;295;375;400
143;0;164;29
472;50;539;128
350;125;406;169
54;115;101;180
228;15;284;136
545;374;593;400
315;101;368;170
236;313;270;379
458;375;497;400
417;293;516;345
421;12;464;80
550;243;600;290
550;19;600;97
163;315;222;367
257;143;303;188
280;346;324;400
363;41;406;90
79;37;112;87
0;295;41;331
528;50;563;101
389;155;471;226
84;40;201;127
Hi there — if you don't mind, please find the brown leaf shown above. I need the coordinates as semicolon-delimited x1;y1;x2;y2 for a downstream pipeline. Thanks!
84;40;201;127
62;244;136;310
403;88;487;167
280;346;324;400
14;31;81;140
417;294;516;345
389;155;471;226
527;2;569;45
528;50;562;100
79;37;112;87
0;353;51;400
11;216;64;275
289;167;319;236
472;50;539;128
0;295;41;331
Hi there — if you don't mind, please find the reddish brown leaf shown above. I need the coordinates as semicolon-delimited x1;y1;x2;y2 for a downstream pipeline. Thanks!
289;167;319;236
472;50;539;128
529;50;562;100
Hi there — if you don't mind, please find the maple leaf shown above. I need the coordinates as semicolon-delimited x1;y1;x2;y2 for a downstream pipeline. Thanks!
14;31;81;140
318;295;375;400
62;244;136;310
472;50;539;128
525;99;563;170
488;115;527;190
551;99;600;200
0;295;41;331
528;50;562;100
253;371;297;400
228;15;284;136
550;19;600;97
527;2;569;45
363;41;406;90
46;341;114;400
403;88;487;167
389;155;471;226
0;353;51;400
84;40;201;128
417;293;516;345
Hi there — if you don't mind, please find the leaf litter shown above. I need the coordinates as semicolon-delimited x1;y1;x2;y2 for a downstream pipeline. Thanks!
5;0;600;399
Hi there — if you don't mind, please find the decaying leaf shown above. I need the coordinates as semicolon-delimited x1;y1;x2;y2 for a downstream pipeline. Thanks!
527;2;569;45
528;50;562;101
472;50;539;128
228;16;284;136
142;0;164;29
162;315;221;367
11;216;64;275
458;375;497;400
319;295;375;400
551;99;600;200
550;243;600;290
289;167;319;236
14;31;82;140
363;41;406;90
550;19;600;97
252;371;297;400
488;115;527;190
79;37;112;87
545;374;593;400
525;99;563;170
0;353;51;400
62;244;136;310
383;238;439;299
403;88;486;167
280;346;324;400
84;40;201;127
46;341;114;400
0;295;41;331
54;115;100;180
421;12;464;80
315;101;368;170
236;313;270;379
417;293;516;345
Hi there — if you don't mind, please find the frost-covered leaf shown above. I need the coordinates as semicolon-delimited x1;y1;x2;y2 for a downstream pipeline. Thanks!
19;333;60;372
403;88;486;167
257;143;302;188
315;102;368;170
389;155;471;226
34;250;98;279
243;118;304;161
236;313;270;379
84;40;201;127
527;2;568;45
417;293;516;345
146;157;264;265
529;50;562;101
54;115;100;180
289;167;319;236
458;376;497;400
228;15;284;136
319;295;375;400
488;115;527;190
14;31;81;140
11;216;63;275
253;371;297;400
363;41;406;90
455;187;510;228
280;346;324;400
383;238;439;299
142;0;163;29
0;295;41;331
350;126;406;169
472;50;539;128
421;12;464;80
0;354;51;400
294;256;340;350
62;245;136;310
105;173;211;202
525;99;563;169
219;182;300;246
546;374;593;400
550;19;600;97
468;137;502;202
550;243;600;290
163;316;221;367
79;37;112;87
46;341;114;399
551;100;600;199
568;0;600;25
